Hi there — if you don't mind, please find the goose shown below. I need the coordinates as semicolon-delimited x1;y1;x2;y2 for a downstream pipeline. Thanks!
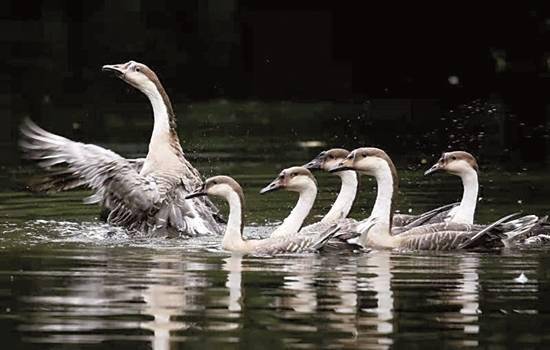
304;148;457;233
425;150;550;245
303;149;358;225
259;166;319;237
185;175;339;254
330;147;530;250
424;151;479;224
19;60;223;237
259;164;364;249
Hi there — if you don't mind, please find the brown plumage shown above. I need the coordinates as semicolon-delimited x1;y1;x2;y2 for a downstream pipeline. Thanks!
19;61;223;237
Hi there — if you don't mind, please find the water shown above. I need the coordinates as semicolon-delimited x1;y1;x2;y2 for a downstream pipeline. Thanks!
1;130;550;349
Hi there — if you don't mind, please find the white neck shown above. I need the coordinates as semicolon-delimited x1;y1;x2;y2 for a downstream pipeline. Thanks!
145;85;172;144
139;83;180;175
449;168;478;224
221;191;245;250
369;164;394;225
357;162;395;243
321;170;357;223
271;182;317;237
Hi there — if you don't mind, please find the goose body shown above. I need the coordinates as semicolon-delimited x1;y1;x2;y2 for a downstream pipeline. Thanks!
259;159;358;248
186;174;338;255
259;149;454;246
19;61;222;237
331;147;530;250
302;148;457;237
425;150;550;244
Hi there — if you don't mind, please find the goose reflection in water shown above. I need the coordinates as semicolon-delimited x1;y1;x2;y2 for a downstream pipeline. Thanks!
8;246;545;349
357;250;395;348
458;255;480;338
279;255;319;314
140;254;206;350
223;254;243;312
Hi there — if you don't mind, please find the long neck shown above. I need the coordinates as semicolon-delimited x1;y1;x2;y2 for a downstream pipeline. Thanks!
148;87;171;141
222;191;245;249
321;170;358;223
451;169;478;224
357;164;397;248
369;164;396;228
271;183;317;236
143;83;183;157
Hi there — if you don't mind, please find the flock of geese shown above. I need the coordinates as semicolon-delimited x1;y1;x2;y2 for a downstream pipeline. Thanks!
20;60;550;255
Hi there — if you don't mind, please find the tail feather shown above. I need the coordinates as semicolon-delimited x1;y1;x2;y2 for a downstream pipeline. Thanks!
401;202;458;229
459;212;522;249
331;218;360;241
502;215;550;247
311;225;341;251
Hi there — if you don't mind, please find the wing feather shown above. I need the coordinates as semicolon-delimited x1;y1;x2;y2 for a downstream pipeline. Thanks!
19;119;224;236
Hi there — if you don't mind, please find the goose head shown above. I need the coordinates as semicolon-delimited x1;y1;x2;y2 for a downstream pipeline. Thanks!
304;148;350;172
424;151;479;176
330;147;395;177
102;60;162;96
260;166;317;194
186;176;244;203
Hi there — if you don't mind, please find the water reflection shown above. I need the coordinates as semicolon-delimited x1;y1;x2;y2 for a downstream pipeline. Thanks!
366;251;394;335
140;254;190;350
280;255;318;314
458;255;480;337
2;243;548;349
357;251;394;348
223;254;243;312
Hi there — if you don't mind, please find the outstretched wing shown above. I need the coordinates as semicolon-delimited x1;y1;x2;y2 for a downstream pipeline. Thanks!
20;118;163;214
20;119;224;236
29;157;146;193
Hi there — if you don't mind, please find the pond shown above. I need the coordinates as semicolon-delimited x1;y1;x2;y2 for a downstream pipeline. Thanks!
1;129;550;349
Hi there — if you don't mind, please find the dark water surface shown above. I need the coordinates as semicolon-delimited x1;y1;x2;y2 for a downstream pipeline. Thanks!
1;139;550;349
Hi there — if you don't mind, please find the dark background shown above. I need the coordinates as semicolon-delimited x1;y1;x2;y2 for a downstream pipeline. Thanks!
1;1;549;166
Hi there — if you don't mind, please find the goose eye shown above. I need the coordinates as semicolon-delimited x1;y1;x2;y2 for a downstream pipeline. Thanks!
328;155;334;160
212;180;217;185
134;66;140;72
451;156;457;160
362;152;368;157
291;173;297;177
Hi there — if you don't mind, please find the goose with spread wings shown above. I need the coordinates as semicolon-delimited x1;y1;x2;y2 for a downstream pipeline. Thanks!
20;61;223;237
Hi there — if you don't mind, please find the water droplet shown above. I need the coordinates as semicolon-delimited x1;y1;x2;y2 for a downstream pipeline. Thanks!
514;273;528;284
448;75;460;85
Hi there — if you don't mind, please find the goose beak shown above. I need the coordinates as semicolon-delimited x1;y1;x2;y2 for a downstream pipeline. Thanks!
424;163;442;176
185;190;207;199
329;158;354;173
260;178;283;194
102;63;125;78
186;184;207;199
303;157;322;171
